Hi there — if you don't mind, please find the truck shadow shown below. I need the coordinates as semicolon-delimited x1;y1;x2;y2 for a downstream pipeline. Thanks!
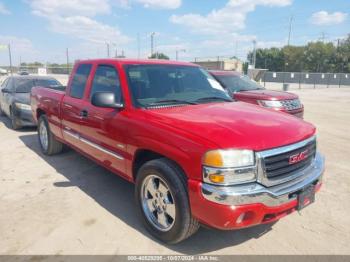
19;133;275;254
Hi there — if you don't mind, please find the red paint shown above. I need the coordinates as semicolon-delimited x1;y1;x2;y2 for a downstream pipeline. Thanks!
210;70;304;118
31;59;318;230
188;179;299;229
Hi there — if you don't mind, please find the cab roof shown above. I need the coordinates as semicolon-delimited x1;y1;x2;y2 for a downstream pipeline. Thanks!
77;58;199;67
209;70;242;76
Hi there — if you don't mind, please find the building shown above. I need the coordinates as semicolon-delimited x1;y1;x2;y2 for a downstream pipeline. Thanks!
193;57;243;73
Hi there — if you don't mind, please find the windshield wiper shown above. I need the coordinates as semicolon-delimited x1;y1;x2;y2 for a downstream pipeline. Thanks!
146;99;197;107
194;97;233;103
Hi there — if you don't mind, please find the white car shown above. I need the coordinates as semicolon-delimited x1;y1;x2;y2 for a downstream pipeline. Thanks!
0;68;8;75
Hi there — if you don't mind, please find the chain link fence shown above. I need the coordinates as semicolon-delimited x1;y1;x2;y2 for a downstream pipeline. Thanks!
0;66;73;75
262;72;350;88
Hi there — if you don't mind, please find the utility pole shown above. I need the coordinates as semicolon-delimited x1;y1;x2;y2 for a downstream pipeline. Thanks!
252;40;257;69
66;48;69;74
106;42;110;58
137;33;141;59
234;41;238;58
320;32;326;43
8;44;13;75
176;48;186;61
287;15;293;46
150;32;155;57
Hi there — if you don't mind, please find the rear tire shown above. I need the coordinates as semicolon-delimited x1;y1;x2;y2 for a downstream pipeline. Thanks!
10;108;21;130
38;115;63;155
135;158;200;244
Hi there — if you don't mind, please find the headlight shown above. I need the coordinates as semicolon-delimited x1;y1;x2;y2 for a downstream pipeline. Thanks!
15;103;31;111
202;149;256;185
258;100;283;108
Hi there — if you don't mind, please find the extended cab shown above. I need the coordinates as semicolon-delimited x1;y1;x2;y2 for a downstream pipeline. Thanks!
210;70;304;118
31;59;324;244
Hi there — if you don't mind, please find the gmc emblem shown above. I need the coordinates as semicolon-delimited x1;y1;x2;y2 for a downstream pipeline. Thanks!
289;149;309;164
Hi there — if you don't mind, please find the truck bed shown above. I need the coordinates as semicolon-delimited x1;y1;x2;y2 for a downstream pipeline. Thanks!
31;86;65;131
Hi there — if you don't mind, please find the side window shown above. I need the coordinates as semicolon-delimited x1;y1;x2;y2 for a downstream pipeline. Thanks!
90;65;122;103
1;78;9;89
70;64;92;99
4;78;14;91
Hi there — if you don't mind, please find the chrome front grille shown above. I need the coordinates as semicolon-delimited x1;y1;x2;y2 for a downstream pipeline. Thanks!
257;136;317;187
281;99;302;111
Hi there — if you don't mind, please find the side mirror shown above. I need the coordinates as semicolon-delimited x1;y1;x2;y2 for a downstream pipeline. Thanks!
91;92;124;109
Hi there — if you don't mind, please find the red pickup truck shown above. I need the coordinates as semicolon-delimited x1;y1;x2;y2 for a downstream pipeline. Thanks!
209;71;304;118
31;59;324;244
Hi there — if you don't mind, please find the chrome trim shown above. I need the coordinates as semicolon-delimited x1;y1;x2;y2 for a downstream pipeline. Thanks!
203;166;257;186
63;130;124;160
256;136;316;187
63;129;80;140
80;137;124;160
201;152;324;207
63;103;73;109
257;136;316;158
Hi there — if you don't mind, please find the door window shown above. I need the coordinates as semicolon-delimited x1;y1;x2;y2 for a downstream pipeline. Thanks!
1;78;9;89
70;64;92;99
90;65;122;103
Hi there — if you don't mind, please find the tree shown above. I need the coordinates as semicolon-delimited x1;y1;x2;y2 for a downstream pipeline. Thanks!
247;35;350;73
149;52;169;60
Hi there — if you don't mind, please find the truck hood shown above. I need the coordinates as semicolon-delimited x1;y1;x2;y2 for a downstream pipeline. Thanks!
144;102;315;151
234;90;298;101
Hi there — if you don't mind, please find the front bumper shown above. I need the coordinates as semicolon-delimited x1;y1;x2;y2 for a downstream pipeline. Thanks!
188;153;325;230
14;107;36;127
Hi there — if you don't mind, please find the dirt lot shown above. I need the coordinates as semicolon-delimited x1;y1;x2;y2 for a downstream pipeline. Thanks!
0;87;350;255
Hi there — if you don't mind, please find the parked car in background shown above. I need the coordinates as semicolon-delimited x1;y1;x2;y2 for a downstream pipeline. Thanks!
18;68;30;75
0;76;62;129
31;59;324;244
0;68;8;75
210;70;304;118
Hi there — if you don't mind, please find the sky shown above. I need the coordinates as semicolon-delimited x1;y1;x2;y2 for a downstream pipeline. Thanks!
0;0;349;65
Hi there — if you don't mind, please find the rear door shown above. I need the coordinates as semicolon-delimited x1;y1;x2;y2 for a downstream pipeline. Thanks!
78;63;126;175
61;63;92;146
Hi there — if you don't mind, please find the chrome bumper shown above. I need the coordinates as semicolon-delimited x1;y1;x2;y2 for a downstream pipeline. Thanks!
201;152;325;207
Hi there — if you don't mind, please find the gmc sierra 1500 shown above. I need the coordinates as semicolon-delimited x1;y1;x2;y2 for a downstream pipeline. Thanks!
31;59;325;244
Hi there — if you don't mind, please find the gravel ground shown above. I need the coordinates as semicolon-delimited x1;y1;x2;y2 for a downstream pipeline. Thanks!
0;78;349;255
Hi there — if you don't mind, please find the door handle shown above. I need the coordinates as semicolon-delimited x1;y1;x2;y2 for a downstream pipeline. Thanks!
79;109;89;118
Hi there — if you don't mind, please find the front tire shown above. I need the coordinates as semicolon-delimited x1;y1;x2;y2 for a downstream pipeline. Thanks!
38;115;63;155
135;158;199;244
10;108;21;130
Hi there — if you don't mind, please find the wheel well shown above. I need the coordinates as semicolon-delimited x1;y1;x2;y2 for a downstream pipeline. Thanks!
37;109;46;119
132;149;187;182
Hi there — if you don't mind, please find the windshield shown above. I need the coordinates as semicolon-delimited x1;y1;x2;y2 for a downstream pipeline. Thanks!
15;78;61;93
125;65;232;108
215;74;264;93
